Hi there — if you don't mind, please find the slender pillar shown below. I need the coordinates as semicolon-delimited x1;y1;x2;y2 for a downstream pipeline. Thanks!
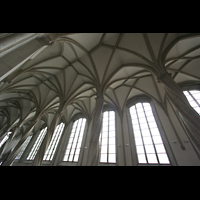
32;110;62;166
86;95;104;166
158;72;200;152
1;119;38;166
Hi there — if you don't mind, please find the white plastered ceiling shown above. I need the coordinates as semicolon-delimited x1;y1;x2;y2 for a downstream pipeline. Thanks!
1;33;200;135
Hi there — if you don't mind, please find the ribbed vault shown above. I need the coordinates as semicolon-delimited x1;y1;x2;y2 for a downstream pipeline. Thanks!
1;33;200;165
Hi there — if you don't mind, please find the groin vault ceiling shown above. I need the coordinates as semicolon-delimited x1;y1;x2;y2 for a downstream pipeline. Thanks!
0;33;200;135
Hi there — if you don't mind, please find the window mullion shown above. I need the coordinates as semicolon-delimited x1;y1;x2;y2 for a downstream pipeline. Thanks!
49;123;64;161
142;103;159;165
135;105;148;164
107;111;109;163
72;118;82;162
188;91;200;107
67;121;78;161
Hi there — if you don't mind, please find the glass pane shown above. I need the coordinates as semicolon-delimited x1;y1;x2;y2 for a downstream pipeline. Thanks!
63;155;68;161
65;149;70;156
193;93;200;100
72;142;77;149
133;124;140;130
109;131;115;138
136;107;144;113
189;100;198;107
194;107;200;114
103;120;108;127
76;142;82;148
190;90;199;95
100;154;107;162
147;154;158;164
101;145;107;153
78;136;83;144
103;112;108;118
151;128;160;136
109;114;115;122
75;148;80;155
109;125;115;131
132;119;139;125
155;144;166;153
139;117;146;124
143;137;153;145
73;154;79;162
109;145;116;154
137;112;145;118
102;126;108;132
145;110;153;116
70;148;75;155
131;113;137;119
136;103;143;108
102;138;108;145
138;154;147;163
141;129;151;137
68;137;73;144
140;123;148;129
148;121;157;128
103;117;108;122
109;137;115;145
158;153;170;164
185;95;193;102
108;154;116;163
134;130;141;138
102;131;108;138
68;154;73;161
136;145;145;154
145;145;155;153
67;143;72;150
152;135;163;144
146;115;154;122
135;137;143;145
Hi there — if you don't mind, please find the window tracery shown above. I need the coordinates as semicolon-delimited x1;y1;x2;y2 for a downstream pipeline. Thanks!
63;118;86;162
129;101;170;165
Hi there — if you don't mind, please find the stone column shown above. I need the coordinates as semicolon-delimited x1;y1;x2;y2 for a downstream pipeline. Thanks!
1;119;38;166
32;110;62;166
86;95;104;166
158;72;200;152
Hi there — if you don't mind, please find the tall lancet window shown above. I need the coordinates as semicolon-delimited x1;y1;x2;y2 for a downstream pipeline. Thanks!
99;110;116;164
0;131;12;148
43;122;65;161
130;102;170;165
15;135;32;160
63;118;86;162
27;127;47;160
183;90;200;115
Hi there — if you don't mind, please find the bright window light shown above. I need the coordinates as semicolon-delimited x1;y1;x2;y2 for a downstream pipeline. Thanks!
63;118;86;162
15;135;32;160
43;122;65;161
183;90;200;114
99;111;116;164
130;102;170;165
27;127;47;160
0;131;12;148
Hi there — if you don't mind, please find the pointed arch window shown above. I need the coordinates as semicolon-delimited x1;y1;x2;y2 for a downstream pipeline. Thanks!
0;131;12;148
43;122;65;161
99;110;116;164
129;102;170;165
183;90;200;114
15;135;32;160
27;127;47;160
63;118;86;162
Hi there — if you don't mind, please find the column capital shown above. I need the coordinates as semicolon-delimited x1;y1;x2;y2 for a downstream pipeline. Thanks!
157;72;172;83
